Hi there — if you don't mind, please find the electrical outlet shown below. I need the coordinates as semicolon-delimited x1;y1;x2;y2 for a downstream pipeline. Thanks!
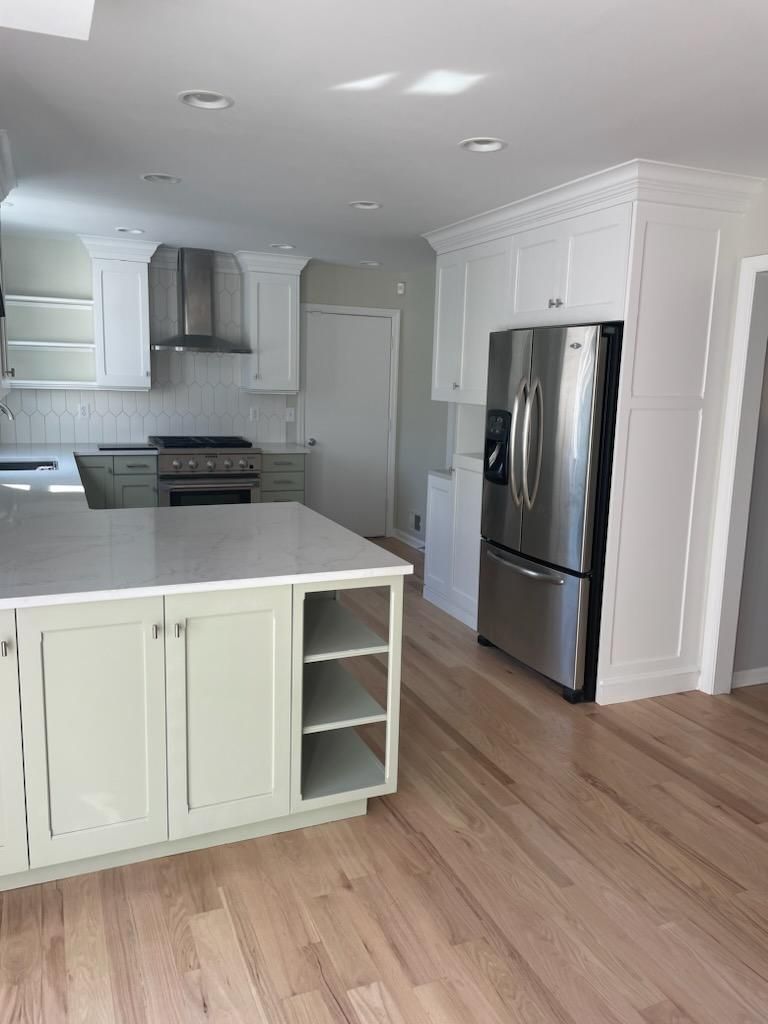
397;281;406;296
249;407;257;422
77;403;90;419
412;511;422;533
285;407;296;423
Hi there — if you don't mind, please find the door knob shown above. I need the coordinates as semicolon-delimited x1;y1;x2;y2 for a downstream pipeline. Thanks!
307;438;317;446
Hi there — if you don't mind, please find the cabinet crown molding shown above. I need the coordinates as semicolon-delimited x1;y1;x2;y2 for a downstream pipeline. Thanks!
424;158;765;254
235;250;310;275
79;235;160;262
0;131;16;202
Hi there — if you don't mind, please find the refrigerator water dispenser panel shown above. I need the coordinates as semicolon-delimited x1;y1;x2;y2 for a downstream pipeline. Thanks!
484;409;512;485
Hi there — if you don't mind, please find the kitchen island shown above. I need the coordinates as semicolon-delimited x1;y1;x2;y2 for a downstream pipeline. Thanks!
0;454;411;891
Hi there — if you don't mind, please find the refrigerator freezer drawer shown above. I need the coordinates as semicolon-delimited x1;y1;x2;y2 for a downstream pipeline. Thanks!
478;541;590;691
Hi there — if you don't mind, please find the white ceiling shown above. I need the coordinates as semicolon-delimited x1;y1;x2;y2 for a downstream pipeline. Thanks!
1;0;767;268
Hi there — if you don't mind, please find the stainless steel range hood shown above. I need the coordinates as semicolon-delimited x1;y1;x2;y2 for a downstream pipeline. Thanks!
151;248;251;354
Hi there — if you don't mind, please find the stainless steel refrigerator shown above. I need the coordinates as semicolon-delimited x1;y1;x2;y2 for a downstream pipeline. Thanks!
478;323;621;700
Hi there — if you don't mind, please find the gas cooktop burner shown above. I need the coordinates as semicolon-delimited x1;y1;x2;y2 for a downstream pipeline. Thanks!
149;435;254;449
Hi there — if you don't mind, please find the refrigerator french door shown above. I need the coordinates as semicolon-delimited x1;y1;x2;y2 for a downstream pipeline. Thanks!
478;323;621;697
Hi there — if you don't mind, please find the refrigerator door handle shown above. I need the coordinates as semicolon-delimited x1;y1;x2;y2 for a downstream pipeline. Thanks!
509;378;528;507
522;378;543;510
486;547;566;585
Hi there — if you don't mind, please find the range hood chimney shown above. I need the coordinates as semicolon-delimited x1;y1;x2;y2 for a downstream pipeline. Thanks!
151;248;250;354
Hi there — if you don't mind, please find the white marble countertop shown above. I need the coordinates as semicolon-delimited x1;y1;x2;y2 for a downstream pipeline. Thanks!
0;444;409;609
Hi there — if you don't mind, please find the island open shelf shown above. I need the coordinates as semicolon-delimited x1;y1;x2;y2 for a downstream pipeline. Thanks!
291;575;403;813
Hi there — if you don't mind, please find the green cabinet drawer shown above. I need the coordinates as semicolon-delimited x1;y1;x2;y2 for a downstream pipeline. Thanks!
261;491;304;503
114;455;158;476
261;471;304;492
262;454;305;472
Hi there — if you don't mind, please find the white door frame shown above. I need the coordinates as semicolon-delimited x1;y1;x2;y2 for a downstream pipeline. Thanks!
299;303;401;537
701;255;768;694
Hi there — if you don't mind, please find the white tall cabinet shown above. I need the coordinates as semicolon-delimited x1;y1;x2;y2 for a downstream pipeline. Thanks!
424;160;763;704
80;235;158;390
237;251;309;393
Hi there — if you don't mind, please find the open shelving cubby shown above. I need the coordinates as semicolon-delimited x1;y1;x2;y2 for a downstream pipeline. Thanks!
291;578;404;812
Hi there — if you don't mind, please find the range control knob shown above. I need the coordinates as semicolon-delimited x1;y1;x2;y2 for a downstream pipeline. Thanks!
206;459;216;471
238;458;248;469
187;459;198;470
171;459;182;470
223;458;233;470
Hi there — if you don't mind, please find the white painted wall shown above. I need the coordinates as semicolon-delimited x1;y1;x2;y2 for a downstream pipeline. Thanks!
733;273;768;676
299;260;446;540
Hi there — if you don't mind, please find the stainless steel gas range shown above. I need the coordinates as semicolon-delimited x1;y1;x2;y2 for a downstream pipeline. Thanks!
149;435;262;507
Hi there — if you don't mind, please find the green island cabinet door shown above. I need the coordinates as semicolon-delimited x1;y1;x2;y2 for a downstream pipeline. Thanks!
113;474;158;508
0;610;29;877
17;597;168;868
165;586;292;838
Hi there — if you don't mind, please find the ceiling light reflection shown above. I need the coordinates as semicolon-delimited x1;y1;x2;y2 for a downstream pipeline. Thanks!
407;70;485;95
333;73;397;91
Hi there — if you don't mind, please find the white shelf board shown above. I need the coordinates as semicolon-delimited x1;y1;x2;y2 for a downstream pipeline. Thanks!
9;379;98;390
6;294;93;310
301;729;384;801
303;661;386;734
303;599;388;663
8;340;95;351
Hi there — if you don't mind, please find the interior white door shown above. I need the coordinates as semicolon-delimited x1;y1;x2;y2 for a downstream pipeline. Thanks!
303;309;393;536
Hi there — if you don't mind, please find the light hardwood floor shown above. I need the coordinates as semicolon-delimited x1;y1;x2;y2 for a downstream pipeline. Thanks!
2;539;768;1023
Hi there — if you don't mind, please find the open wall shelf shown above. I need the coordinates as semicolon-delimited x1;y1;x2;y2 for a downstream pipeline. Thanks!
303;599;388;663
302;661;386;734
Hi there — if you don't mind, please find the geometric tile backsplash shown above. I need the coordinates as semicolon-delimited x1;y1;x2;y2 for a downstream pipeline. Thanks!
0;254;287;445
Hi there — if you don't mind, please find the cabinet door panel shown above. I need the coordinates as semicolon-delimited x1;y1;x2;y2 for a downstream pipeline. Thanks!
451;466;483;622
114;473;158;508
460;239;513;403
431;252;465;400
562;205;631;320
241;273;299;392
511;226;563;321
425;473;453;598
0;611;28;877
76;455;114;509
93;259;152;389
17;597;167;867
166;586;291;838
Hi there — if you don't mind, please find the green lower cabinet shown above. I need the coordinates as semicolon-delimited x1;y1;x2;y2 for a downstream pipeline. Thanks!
263;490;305;503
0;610;28;876
113;473;158;508
76;455;114;508
17;597;168;868
164;586;292;839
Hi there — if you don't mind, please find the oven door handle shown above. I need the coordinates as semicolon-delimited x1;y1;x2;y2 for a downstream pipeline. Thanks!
158;478;260;491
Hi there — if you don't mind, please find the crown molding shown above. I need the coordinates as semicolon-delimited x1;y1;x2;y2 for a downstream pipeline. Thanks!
0;131;17;202
235;250;310;275
151;246;239;274
424;159;765;254
79;234;159;262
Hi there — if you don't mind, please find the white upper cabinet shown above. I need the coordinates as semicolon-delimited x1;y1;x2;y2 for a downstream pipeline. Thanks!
431;238;512;404
0;610;28;877
237;252;308;393
81;236;158;390
509;205;632;327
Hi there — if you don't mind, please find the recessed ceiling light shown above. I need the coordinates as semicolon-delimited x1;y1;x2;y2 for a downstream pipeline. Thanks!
359;260;381;267
115;226;144;235
270;243;296;251
141;172;182;184
459;137;507;153
349;200;382;211
178;90;234;110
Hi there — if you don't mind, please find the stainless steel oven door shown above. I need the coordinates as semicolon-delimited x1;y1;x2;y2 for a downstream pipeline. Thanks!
158;477;261;507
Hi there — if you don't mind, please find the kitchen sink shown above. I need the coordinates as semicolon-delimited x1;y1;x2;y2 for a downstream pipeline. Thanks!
0;459;59;472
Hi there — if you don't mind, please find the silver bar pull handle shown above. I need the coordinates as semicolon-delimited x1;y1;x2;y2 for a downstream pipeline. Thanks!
174;623;183;639
0;640;8;657
522;378;543;510
486;548;565;585
152;624;160;640
509;378;528;507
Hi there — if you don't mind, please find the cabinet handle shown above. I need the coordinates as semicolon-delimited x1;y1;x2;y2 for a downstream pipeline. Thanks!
0;640;8;657
125;463;151;469
548;297;564;308
272;460;291;466
452;382;460;390
548;298;556;308
174;623;183;638
152;624;160;640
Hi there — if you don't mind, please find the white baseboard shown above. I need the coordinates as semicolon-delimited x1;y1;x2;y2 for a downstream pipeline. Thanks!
423;586;477;630
391;527;425;551
732;666;768;689
596;669;699;705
